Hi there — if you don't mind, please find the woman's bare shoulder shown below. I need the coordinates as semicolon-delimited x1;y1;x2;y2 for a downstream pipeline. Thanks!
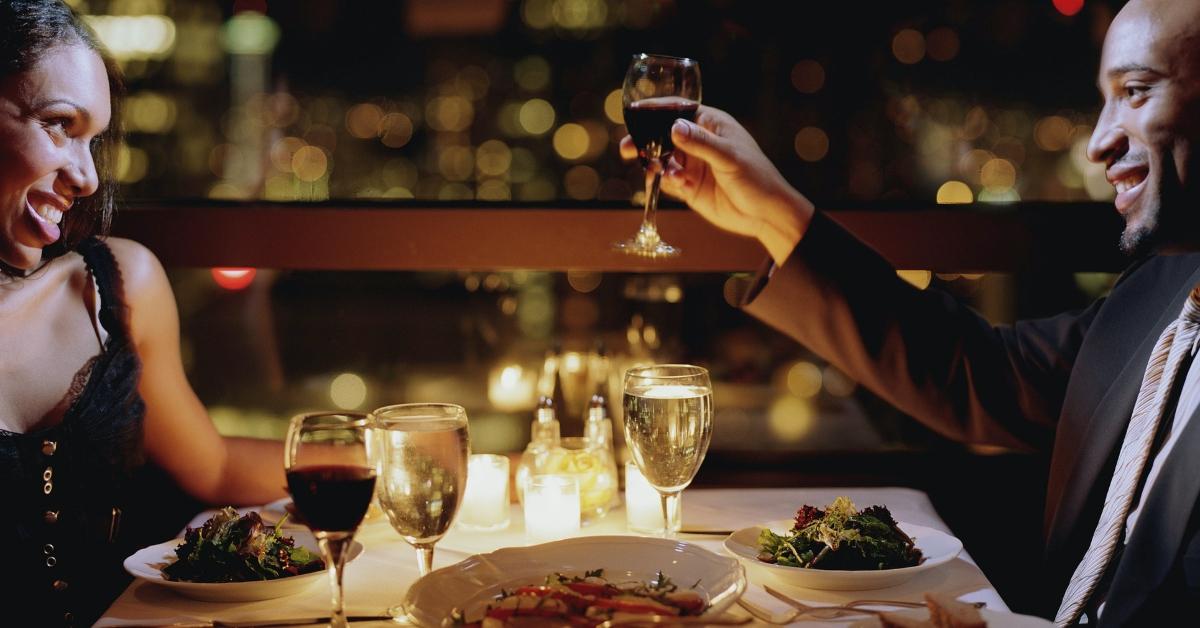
99;237;172;317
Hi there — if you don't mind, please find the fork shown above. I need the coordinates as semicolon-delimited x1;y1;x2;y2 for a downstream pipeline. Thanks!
595;614;752;627
749;585;986;623
764;585;930;614
737;596;874;624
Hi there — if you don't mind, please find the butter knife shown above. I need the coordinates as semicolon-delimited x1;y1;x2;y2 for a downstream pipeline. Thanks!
212;615;393;628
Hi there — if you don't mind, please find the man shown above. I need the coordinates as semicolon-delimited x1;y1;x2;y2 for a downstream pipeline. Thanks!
622;0;1200;625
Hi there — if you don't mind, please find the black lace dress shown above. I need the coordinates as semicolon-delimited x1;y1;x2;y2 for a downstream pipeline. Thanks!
0;238;146;626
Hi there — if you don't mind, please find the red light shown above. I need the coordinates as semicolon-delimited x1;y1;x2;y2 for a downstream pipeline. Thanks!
1053;0;1084;16
212;268;257;290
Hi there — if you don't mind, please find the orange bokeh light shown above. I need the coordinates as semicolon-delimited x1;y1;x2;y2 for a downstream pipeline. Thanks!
212;268;257;290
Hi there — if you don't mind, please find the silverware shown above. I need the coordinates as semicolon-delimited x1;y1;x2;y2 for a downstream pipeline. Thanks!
759;585;986;621
678;528;734;536
595;614;752;627
211;615;393;628
763;585;925;614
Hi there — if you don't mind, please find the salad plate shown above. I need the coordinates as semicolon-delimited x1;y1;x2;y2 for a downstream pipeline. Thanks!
123;528;363;602
724;520;961;591
402;535;746;627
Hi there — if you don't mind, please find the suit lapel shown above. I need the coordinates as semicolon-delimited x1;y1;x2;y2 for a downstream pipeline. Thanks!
1044;296;1182;554
1098;408;1200;625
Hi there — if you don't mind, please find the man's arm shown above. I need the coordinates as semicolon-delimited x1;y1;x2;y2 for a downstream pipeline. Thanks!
746;210;1097;451
621;106;1099;451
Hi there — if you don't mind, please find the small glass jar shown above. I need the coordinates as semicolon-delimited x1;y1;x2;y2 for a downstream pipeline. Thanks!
543;436;619;522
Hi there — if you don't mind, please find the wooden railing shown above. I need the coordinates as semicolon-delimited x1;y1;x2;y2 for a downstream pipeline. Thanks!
111;200;1129;273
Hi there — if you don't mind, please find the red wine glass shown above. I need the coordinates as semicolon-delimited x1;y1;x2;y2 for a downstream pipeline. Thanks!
614;53;702;258
284;412;375;628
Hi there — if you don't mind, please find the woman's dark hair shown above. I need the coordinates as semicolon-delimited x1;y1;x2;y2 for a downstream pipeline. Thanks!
1;0;124;260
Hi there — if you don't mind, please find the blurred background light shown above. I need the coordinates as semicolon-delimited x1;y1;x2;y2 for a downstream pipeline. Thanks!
329;373;368;410
519;99;557;135
794;127;830;162
211;267;256;290
936;180;973;204
790;59;825;94
219;11;279;55
892;28;926;64
86;14;176;60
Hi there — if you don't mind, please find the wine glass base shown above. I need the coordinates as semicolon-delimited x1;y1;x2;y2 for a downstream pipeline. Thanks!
612;238;681;258
388;604;414;623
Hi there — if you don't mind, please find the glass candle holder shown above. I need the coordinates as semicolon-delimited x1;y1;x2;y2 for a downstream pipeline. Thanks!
625;461;681;534
458;454;510;531
543;437;619;523
524;474;580;543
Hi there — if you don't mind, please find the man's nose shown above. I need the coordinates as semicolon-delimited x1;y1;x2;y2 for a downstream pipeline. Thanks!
1087;102;1124;165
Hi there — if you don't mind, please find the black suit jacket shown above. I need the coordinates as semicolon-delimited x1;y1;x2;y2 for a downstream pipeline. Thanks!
742;211;1200;626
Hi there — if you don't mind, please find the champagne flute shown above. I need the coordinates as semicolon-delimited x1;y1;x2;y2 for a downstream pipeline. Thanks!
622;365;713;539
373;403;469;580
613;53;702;258
284;412;376;628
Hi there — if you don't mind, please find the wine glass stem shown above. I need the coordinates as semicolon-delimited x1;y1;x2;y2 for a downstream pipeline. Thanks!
415;544;435;577
658;491;680;539
638;170;664;246
318;533;353;628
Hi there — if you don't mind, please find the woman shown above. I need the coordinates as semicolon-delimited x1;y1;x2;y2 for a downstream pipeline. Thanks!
1;1;286;624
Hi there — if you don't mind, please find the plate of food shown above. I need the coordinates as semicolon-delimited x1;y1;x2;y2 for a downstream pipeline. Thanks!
402;535;746;627
123;507;363;602
724;497;962;591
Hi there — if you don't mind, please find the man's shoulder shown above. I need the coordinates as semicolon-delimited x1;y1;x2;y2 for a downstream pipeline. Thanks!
1113;252;1200;290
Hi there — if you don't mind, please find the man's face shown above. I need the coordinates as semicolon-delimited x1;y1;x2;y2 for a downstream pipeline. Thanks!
1087;0;1200;255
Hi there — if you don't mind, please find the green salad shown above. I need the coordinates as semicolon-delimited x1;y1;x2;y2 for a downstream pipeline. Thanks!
756;497;923;570
162;507;325;583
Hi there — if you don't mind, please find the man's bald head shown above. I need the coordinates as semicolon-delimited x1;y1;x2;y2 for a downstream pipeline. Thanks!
1087;0;1200;255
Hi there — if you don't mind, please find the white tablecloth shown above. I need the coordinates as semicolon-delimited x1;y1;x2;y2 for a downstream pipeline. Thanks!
97;487;1012;627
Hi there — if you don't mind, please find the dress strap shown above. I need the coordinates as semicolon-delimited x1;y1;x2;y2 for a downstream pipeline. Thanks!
75;238;131;345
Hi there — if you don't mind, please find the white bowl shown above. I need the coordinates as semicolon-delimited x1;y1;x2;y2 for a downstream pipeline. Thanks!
403;535;747;627
723;520;962;591
123;530;362;602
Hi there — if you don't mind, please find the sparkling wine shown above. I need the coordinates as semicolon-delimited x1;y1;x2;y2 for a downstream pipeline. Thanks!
622;384;713;493
286;464;377;533
623;97;700;166
376;423;468;544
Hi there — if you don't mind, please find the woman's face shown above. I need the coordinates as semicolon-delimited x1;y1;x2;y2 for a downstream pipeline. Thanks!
0;43;110;270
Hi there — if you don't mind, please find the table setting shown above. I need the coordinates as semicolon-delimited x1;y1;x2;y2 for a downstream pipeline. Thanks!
99;363;1052;628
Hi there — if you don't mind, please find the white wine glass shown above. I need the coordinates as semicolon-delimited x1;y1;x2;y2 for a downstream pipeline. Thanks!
284;412;376;628
372;403;470;579
621;364;713;539
613;53;702;258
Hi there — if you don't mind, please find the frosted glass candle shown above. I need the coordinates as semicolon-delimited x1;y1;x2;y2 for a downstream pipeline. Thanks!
524;475;580;543
458;454;510;531
625;461;682;534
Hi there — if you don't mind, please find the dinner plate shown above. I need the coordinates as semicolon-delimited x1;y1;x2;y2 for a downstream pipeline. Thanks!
402;535;747;627
123;529;363;602
724;520;962;591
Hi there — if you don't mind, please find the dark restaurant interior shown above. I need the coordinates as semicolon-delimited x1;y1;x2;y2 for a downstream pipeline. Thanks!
73;0;1130;616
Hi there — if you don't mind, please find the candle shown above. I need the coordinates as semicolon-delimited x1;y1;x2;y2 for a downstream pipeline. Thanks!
625;462;681;534
524;474;580;543
458;454;511;531
488;363;537;411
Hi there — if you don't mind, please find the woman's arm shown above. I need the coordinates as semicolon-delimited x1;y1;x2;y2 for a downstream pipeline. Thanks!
107;237;287;506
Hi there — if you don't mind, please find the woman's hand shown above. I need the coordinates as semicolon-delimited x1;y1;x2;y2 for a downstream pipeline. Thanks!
620;105;815;265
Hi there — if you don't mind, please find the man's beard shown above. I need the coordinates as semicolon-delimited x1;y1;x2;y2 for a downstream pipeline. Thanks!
1119;218;1157;257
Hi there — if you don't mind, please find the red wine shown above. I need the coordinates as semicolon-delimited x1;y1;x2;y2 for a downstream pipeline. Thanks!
286;464;376;532
623;97;699;165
